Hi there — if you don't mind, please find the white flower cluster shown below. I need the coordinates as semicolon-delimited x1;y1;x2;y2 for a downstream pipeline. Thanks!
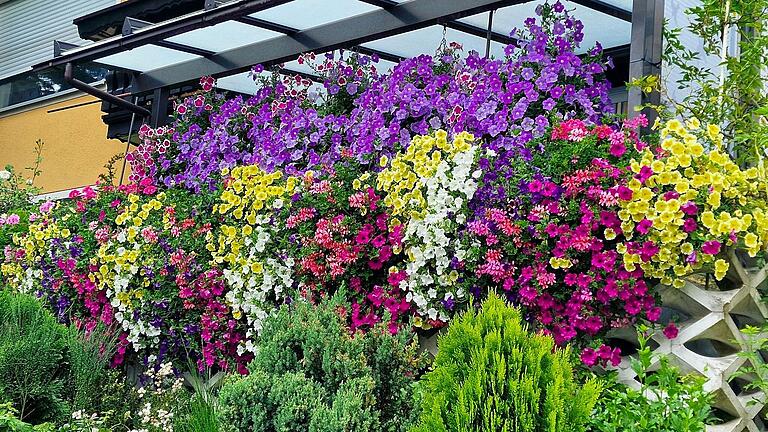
100;239;162;353
129;362;184;432
218;211;295;352
228;254;294;355
401;145;481;323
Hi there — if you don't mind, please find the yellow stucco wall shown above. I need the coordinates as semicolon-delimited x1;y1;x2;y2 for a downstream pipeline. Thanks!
0;93;127;193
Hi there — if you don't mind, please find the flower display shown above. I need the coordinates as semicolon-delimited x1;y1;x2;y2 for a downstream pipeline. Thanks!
376;130;480;326
97;188;251;371
206;165;298;348
459;118;659;363
617;119;768;284
128;2;613;194
5;2;745;374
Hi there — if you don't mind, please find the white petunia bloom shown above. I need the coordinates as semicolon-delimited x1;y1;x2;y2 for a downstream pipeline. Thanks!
397;144;480;321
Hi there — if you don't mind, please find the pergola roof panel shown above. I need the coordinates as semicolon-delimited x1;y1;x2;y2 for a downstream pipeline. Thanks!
361;25;506;60
251;0;381;30
97;44;202;72
28;0;650;128
457;1;631;54
165;20;283;52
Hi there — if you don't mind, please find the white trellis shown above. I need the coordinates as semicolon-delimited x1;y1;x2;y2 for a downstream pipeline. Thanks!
614;249;768;432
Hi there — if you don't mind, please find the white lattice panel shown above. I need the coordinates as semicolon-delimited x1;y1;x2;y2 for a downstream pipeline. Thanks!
615;249;768;431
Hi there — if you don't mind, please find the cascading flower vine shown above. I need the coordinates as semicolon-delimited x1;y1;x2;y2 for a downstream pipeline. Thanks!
376;130;481;327
206;165;299;350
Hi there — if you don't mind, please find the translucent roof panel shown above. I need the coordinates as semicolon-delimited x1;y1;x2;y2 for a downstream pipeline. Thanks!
216;72;258;94
458;1;631;53
96;45;200;72
165;20;282;53
362;25;506;60
250;0;380;31
597;0;632;11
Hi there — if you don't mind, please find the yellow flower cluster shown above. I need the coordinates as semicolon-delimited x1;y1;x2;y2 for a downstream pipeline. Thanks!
618;118;768;285
207;165;298;273
376;130;474;219
98;192;167;307
114;193;166;241
1;209;68;291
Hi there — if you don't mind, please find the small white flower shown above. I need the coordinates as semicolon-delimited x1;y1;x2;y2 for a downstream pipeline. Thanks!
0;170;10;180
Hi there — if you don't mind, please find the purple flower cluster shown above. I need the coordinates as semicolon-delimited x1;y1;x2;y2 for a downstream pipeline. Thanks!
129;2;614;194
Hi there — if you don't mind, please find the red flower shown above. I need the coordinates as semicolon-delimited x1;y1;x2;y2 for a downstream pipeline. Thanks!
663;322;679;339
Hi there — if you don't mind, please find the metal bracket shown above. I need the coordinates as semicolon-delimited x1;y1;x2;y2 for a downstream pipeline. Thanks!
64;62;151;117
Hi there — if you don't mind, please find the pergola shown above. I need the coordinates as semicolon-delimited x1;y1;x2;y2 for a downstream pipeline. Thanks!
31;0;663;139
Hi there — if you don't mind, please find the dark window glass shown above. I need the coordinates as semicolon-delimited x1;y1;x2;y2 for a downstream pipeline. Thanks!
0;63;109;109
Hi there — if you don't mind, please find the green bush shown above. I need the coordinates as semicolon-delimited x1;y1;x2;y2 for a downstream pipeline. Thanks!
0;292;68;424
0;402;54;432
587;326;712;432
217;297;425;432
0;293;120;428
411;292;601;432
66;325;117;412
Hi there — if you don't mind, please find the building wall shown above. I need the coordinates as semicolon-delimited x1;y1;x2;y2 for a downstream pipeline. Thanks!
0;92;127;193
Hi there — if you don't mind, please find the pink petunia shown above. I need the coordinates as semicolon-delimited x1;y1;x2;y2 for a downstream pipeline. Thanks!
701;240;721;255
681;201;698;215
682;218;698;233
580;348;598;366
636;219;653;235
663;322;679;339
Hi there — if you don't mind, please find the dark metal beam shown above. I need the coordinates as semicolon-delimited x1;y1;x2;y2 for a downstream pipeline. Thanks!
150;86;171;126
628;0;663;127
281;68;322;82
444;20;516;46
570;0;632;22
135;0;529;92
33;0;297;71
234;15;403;63
356;0;395;8
63;62;151;117
123;17;215;57
155;40;215;57
53;40;80;57
235;15;298;34
353;46;404;64
360;0;517;46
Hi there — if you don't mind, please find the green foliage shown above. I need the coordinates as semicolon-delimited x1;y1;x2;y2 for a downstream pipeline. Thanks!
0;292;134;430
86;369;140;431
0;140;44;215
411;292;600;432
0;292;68;424
0;403;54;432
731;325;768;410
66;325;118;412
174;367;223;432
662;0;768;162
175;394;220;432
588;326;712;432
217;297;425;432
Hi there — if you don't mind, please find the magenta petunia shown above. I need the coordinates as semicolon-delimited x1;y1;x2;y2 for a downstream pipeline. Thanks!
663;322;679;339
701;240;721;255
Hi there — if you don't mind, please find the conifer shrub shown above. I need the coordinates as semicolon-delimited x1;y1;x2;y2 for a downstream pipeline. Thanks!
217;297;425;432
0;292;68;424
0;292;117;427
411;292;601;432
